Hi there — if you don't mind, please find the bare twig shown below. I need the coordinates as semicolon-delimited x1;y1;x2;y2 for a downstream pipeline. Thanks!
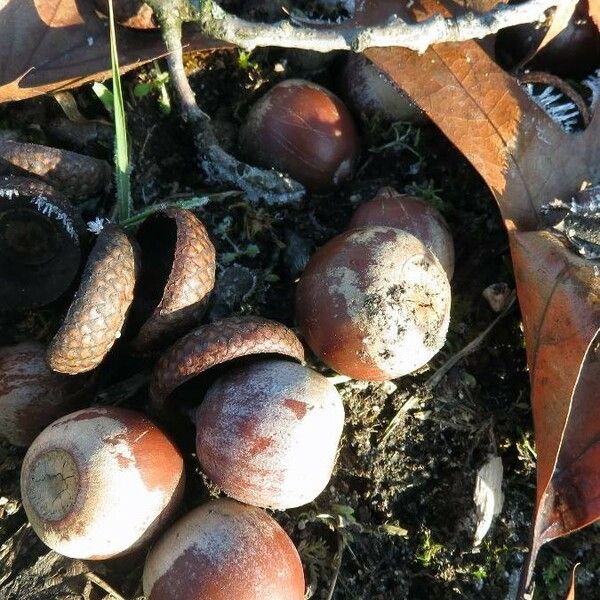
147;1;305;205
146;0;560;201
325;535;346;600
193;0;561;54
85;572;127;600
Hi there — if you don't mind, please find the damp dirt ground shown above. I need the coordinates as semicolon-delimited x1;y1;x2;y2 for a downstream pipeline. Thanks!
1;41;600;600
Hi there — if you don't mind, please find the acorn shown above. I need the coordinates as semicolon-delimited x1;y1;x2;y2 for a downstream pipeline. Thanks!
94;0;157;29
129;208;216;354
340;54;424;123
143;499;305;600
296;226;451;381
0;177;85;311
47;224;138;374
0;342;92;447
20;407;184;560
150;315;305;420
239;79;360;192
196;359;344;509
495;0;600;79
349;187;455;279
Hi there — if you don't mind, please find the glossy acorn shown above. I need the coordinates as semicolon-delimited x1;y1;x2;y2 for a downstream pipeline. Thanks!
20;407;185;559
143;499;305;600
0;177;85;311
0;342;92;447
296;226;451;381
239;79;360;192
349;187;455;279
495;0;600;79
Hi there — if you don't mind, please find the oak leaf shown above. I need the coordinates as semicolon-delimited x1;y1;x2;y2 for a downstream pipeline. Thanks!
0;0;225;103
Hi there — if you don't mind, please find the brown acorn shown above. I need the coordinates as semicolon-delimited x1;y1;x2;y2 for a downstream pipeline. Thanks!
0;140;110;200
143;499;305;600
0;176;85;310
239;79;360;192
0;342;92;447
47;225;139;375
129;208;216;354
149;316;305;419
21;407;184;559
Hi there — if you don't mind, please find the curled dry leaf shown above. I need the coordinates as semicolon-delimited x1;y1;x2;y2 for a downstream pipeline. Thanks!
510;231;600;590
351;0;600;593
0;0;227;103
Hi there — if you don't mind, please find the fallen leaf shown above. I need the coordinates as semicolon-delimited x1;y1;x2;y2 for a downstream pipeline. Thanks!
351;0;600;594
0;0;226;103
359;0;600;231
509;231;600;587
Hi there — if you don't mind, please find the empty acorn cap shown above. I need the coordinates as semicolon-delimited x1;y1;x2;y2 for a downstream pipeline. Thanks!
47;225;138;375
0;177;85;310
130;208;216;354
150;316;305;418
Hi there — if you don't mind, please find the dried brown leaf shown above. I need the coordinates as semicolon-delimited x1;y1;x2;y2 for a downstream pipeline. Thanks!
0;0;226;103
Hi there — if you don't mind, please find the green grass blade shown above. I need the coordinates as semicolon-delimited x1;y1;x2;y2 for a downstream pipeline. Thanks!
108;0;131;222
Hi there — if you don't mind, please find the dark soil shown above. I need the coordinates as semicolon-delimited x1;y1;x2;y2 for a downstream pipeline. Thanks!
1;39;599;600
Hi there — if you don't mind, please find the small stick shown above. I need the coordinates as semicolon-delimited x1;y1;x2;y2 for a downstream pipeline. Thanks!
85;572;127;600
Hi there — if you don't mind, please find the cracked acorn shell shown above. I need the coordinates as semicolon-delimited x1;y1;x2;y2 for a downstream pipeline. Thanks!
296;226;451;381
143;499;305;600
0;342;92;447
196;359;344;509
47;225;138;375
20;406;185;560
130;207;216;354
150;316;305;420
0;177;85;310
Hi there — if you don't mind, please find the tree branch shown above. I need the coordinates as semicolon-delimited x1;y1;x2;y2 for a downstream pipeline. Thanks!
194;0;560;54
148;0;305;205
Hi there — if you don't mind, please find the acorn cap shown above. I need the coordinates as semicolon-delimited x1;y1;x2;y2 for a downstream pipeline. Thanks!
130;208;216;354
0;176;85;310
0;140;110;200
150;316;305;418
47;225;139;375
